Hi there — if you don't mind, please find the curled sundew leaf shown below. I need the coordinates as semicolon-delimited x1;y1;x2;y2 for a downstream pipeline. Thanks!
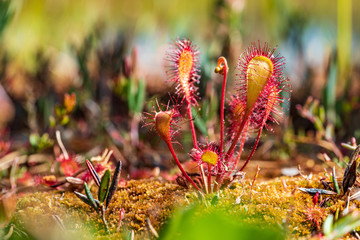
86;159;101;187
298;188;337;195
342;144;360;194
106;160;122;208
98;170;111;203
84;182;99;211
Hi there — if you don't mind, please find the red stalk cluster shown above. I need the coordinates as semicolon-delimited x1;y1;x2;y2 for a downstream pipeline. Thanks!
144;38;290;194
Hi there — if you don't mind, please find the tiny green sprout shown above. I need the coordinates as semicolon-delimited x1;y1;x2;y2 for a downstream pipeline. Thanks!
29;133;54;153
50;92;77;128
74;159;122;234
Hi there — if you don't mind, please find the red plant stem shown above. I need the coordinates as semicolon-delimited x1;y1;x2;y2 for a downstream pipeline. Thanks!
187;104;198;149
226;115;250;160
239;126;264;171
218;58;228;153
207;164;212;193
216;124;248;191
166;141;201;191
215;116;249;192
227;122;249;177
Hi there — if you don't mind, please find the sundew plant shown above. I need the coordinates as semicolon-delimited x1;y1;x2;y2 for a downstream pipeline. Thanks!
144;38;290;194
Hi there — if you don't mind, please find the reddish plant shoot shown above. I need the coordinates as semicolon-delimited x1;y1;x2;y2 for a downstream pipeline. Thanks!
144;38;290;194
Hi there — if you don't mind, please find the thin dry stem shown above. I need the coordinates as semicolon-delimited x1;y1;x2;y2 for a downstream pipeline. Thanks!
56;130;69;160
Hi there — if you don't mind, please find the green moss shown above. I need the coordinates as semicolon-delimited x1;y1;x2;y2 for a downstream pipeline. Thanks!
11;175;355;239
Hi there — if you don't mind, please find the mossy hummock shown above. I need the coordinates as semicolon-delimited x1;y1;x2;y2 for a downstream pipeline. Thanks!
12;174;357;239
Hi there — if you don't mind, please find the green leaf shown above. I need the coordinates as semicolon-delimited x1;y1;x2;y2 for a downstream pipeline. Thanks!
160;205;285;240
55;106;62;117
61;115;69;125
106;161;122;208
134;79;146;114
328;213;360;239
211;194;219;206
29;134;39;147
342;145;360;194
127;78;136;111
323;214;334;237
319;106;326;123
332;167;340;195
84;182;98;211
98;170;111;203
74;191;92;207
192;108;208;136
208;96;219;120
0;0;13;38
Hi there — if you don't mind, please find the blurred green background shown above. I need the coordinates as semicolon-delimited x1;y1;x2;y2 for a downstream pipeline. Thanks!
1;0;360;167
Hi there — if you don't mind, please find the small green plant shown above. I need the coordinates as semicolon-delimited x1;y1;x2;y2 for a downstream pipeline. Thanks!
323;210;360;240
28;132;54;153
295;96;344;161
74;159;122;234
49;92;77;128
112;47;146;146
160;204;285;240
144;39;290;194
299;144;360;235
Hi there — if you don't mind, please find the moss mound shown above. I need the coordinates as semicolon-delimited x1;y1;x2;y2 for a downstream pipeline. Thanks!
11;174;358;239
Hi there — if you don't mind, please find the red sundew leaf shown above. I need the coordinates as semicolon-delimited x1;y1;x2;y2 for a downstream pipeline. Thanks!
60;159;79;177
166;38;200;106
41;175;57;186
313;191;320;206
86;159;101;187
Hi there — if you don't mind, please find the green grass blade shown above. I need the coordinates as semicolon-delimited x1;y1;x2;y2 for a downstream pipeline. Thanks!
134;79;146;114
84;182;99;211
106;161;122;208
